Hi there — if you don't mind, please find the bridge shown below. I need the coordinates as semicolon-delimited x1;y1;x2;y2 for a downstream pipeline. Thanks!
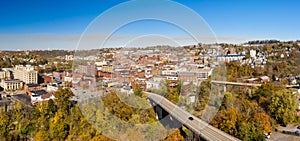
212;80;299;88
144;91;240;141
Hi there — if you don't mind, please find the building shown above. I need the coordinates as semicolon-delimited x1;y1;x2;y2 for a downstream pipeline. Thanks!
47;84;59;92
0;71;6;79
250;50;256;58
178;70;211;83
178;71;198;82
39;74;53;84
31;90;55;105
216;54;246;63
0;68;13;79
14;65;38;84
162;70;178;76
145;81;160;90
78;65;97;76
0;79;24;91
65;55;74;61
24;83;40;95
102;65;113;73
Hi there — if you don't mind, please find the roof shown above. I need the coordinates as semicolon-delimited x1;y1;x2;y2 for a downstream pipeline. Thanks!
31;90;48;96
26;83;40;87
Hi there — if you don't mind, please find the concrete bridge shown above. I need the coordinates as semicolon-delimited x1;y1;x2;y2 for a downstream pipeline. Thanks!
211;80;299;92
145;91;240;141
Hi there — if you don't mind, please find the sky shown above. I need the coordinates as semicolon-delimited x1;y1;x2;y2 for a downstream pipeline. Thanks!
0;0;300;50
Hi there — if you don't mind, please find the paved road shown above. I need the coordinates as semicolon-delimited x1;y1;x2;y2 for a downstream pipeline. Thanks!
145;91;240;141
269;132;300;141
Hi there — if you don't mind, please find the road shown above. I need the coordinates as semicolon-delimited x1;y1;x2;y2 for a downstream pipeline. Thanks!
144;91;240;141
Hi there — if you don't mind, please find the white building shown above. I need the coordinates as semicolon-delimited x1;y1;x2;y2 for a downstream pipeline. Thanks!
162;70;178;76
0;79;24;91
31;90;55;105
47;84;59;92
166;76;178;81
146;81;160;90
250;50;256;58
65;55;74;61
0;71;7;79
216;54;246;63
14;65;38;84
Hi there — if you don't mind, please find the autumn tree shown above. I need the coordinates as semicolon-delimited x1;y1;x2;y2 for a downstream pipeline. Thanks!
54;87;74;112
163;128;184;141
195;79;211;111
269;90;297;124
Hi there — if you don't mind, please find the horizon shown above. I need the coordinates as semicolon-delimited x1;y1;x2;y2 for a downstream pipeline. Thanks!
1;39;299;51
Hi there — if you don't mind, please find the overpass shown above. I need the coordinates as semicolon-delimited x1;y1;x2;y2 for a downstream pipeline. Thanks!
144;91;240;141
212;80;299;88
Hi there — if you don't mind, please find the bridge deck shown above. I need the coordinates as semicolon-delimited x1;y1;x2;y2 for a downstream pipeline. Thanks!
145;91;240;141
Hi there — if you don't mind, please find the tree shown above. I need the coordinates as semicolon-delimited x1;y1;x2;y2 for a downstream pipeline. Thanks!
210;108;239;136
34;129;50;141
0;110;10;139
269;90;297;124
49;111;69;140
253;113;271;133
237;121;266;141
133;83;142;97
163;128;184;141
252;83;274;100
195;79;211;111
54;87;74;112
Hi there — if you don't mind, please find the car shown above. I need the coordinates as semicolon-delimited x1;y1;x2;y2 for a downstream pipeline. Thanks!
264;133;270;139
188;117;194;120
295;130;300;135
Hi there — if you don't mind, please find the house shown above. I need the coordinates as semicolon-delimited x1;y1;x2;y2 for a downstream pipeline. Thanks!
260;76;270;83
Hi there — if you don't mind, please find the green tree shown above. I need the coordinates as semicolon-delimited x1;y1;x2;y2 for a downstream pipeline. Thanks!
195;79;211;111
49;111;69;140
34;129;50;141
269;90;297;124
54;88;74;112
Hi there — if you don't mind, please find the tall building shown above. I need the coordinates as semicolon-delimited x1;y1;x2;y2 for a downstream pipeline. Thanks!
14;65;38;84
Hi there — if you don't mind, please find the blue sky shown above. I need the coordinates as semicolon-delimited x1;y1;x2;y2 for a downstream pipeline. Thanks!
0;0;299;50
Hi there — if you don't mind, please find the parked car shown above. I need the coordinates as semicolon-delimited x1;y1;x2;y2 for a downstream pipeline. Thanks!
264;132;272;139
264;133;270;139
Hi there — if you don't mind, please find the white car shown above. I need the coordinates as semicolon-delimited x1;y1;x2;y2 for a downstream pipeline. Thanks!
264;133;270;139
